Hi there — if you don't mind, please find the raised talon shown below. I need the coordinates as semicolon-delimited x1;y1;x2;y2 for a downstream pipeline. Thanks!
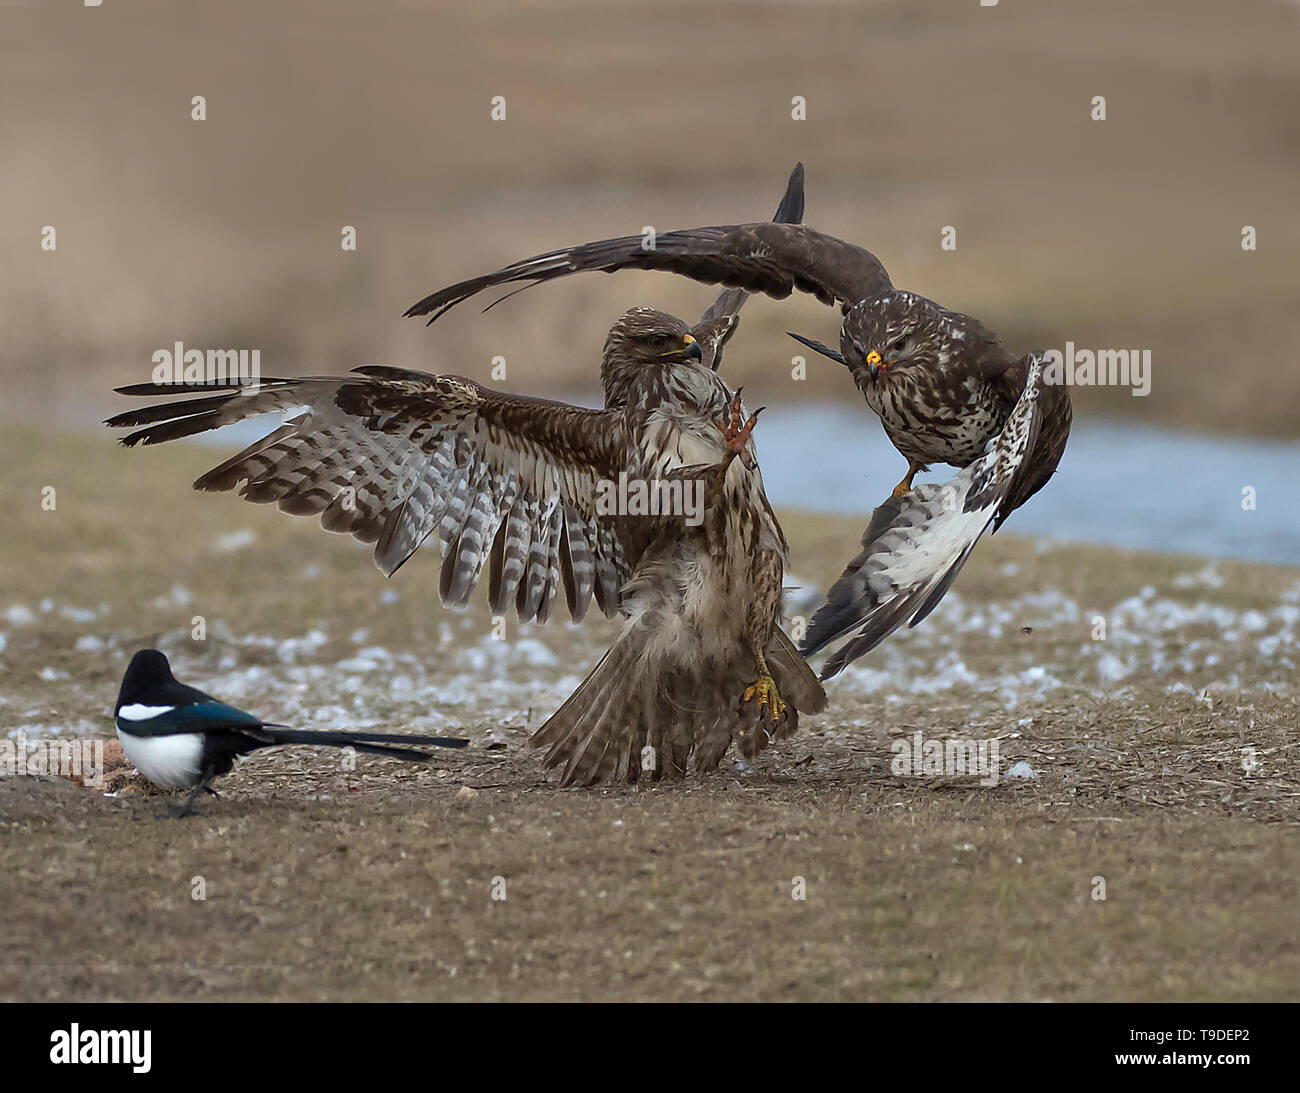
743;673;787;723
714;388;764;471
728;386;744;431
713;387;744;438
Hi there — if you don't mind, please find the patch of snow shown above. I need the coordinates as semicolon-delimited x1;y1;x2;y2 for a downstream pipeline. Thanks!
150;585;191;609
1174;563;1225;590
214;529;257;553
276;629;329;664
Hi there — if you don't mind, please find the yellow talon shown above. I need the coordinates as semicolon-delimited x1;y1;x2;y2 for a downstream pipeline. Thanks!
743;673;787;723
891;459;924;499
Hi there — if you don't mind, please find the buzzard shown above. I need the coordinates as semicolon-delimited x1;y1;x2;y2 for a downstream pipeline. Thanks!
801;353;1055;677
403;197;1070;677
105;164;817;785
105;309;825;784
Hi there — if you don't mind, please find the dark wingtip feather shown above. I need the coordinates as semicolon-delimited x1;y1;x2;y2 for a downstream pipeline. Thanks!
775;163;805;224
114;380;241;396
787;330;846;365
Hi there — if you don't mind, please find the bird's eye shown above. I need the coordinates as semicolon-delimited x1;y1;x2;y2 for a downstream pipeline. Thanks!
648;334;667;348
889;335;908;352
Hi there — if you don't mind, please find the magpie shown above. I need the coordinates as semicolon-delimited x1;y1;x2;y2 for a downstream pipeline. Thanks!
114;649;468;817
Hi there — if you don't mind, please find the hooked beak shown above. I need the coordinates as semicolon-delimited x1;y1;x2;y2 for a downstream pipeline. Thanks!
786;331;846;365
866;350;884;381
682;334;702;361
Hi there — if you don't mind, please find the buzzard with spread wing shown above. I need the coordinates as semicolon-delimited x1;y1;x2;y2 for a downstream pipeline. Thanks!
802;353;1053;677
107;166;820;783
106;309;824;784
404;188;1070;677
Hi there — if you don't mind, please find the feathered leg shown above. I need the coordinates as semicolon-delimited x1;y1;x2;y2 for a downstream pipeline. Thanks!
739;549;788;755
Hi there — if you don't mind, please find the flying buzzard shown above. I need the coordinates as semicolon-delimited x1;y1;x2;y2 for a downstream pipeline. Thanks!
801;352;1054;677
403;201;1071;676
106;308;824;784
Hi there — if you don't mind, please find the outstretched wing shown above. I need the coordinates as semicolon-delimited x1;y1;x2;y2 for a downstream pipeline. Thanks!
405;219;891;326
691;162;807;370
803;354;1060;679
105;369;637;624
991;353;1072;528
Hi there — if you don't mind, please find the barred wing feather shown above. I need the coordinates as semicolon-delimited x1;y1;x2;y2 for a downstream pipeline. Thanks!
106;368;634;623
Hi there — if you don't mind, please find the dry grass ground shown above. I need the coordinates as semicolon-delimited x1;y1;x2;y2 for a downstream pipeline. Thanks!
1;425;1297;1001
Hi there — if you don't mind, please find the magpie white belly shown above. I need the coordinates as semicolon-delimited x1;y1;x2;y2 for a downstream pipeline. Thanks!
117;729;204;790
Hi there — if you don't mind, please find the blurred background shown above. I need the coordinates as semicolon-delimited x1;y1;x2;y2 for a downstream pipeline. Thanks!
2;0;1298;556
5;1;1298;1003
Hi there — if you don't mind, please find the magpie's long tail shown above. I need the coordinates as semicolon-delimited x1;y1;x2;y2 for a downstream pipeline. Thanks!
262;728;468;761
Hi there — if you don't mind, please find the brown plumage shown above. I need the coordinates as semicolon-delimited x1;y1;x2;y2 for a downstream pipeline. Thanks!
532;307;825;783
105;304;824;784
802;353;1057;677
687;162;805;372
402;187;1071;676
105;161;817;785
794;289;1071;524
789;293;1070;675
109;369;630;624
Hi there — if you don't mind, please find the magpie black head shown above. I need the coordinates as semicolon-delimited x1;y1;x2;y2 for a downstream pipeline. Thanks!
116;649;179;711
